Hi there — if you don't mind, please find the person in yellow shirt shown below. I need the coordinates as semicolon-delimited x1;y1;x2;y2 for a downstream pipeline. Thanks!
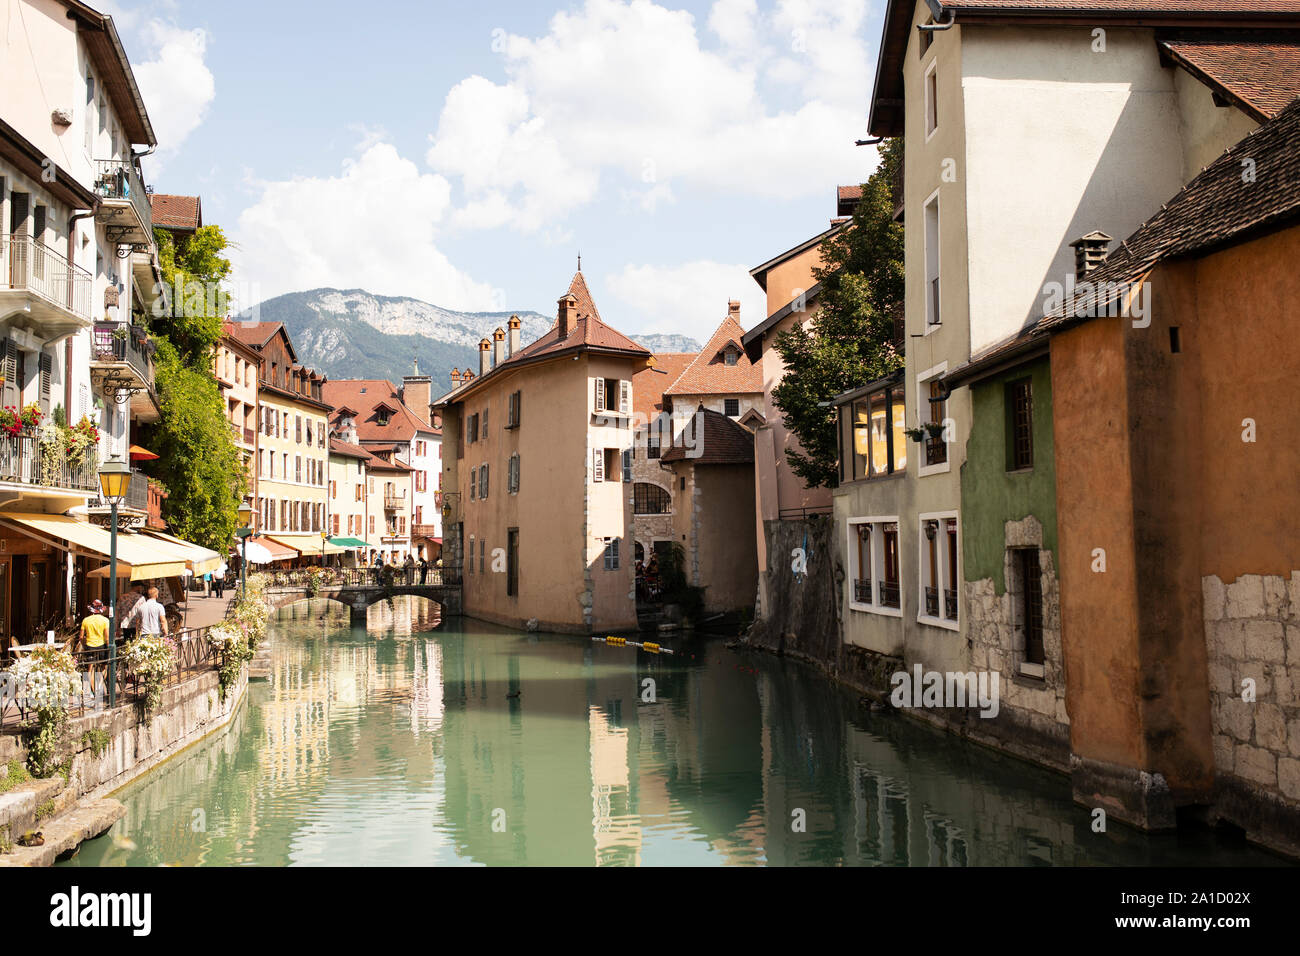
80;600;110;663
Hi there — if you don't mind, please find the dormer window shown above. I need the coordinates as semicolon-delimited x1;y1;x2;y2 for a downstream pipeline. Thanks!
377;410;390;426
725;349;738;367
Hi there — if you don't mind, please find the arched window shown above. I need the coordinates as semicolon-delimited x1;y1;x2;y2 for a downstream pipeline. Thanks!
633;483;671;515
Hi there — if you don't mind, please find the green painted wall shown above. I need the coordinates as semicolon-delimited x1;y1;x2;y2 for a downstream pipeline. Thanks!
960;356;1057;593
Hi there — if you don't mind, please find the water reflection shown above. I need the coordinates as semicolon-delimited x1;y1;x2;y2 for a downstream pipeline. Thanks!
64;597;1286;867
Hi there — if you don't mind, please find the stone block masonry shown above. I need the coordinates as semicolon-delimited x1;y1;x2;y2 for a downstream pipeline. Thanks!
1203;571;1300;855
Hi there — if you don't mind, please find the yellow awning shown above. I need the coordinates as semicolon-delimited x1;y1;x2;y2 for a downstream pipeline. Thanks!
142;530;221;576
0;512;187;580
265;534;346;557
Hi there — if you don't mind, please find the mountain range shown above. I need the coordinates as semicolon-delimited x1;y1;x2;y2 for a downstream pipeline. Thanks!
240;289;700;393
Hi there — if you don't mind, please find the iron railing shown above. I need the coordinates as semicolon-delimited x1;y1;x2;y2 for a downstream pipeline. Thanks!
0;624;219;731
924;585;940;618
91;321;156;392
944;588;959;620
253;566;461;590
878;580;900;609
0;433;100;492
0;234;92;320
853;579;872;604
93;160;153;235
777;504;833;520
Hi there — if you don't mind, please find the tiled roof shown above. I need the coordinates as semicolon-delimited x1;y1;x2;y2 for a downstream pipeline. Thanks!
1041;92;1300;331
225;320;284;351
664;313;763;396
632;352;697;422
661;407;755;465
322;379;438;442
436;272;649;404
328;438;373;460
1161;33;1300;121
150;194;201;231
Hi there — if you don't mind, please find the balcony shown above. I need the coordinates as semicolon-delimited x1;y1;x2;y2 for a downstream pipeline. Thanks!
384;494;405;512
0;433;99;494
0;234;92;339
93;160;152;245
90;322;159;423
853;579;872;604
878;579;900;609
412;524;439;538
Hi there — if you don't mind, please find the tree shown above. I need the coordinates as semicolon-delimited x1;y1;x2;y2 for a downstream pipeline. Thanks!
771;138;905;489
143;225;244;550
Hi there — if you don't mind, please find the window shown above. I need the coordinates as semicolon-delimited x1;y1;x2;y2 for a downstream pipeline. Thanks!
844;381;907;480
594;378;630;414
479;539;485;574
724;398;740;417
724;348;738;367
468;536;475;574
482;406;489;433
468;413;479;444
603;537;620;570
508;453;520;494
924;59;938;138
847;518;901;613
507;390;521;428
479;463;489;499
924;193;941;327
507;529;519;596
622;448;632;482
647;432;661;459
926;379;948;466
633;483;671;515
1007;378;1033;471
470;467;477;500
919;514;959;628
592;448;605;482
296;416;302;444
1017;549;1045;669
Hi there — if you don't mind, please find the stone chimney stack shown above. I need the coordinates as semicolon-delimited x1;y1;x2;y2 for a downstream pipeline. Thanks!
1069;231;1112;280
402;363;432;421
728;299;740;319
462;367;474;383
558;293;577;339
479;338;492;377
508;314;521;357
493;327;506;368
450;368;462;389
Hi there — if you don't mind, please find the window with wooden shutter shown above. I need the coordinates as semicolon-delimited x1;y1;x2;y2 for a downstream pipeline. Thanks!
619;380;631;414
622;448;631;482
1;340;18;409
593;448;604;481
38;352;51;414
594;378;605;412
470;468;477;500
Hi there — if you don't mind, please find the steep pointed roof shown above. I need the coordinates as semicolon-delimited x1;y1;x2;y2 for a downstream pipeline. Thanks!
664;313;763;396
566;270;603;323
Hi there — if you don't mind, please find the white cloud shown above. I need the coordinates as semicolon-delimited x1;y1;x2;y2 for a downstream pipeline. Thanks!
605;260;768;342
426;0;871;232
129;21;216;164
232;143;498;312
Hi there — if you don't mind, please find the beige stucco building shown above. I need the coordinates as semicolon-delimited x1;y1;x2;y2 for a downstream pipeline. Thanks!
435;272;651;633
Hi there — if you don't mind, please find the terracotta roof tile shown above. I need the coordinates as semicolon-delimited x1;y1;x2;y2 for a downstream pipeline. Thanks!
664;313;763;396
150;194;201;230
322;379;439;442
661;406;755;465
1161;33;1300;120
632;352;697;422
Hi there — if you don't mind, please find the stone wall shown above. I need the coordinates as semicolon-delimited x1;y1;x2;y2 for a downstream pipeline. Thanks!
1203;571;1300;852
747;516;839;665
964;516;1069;768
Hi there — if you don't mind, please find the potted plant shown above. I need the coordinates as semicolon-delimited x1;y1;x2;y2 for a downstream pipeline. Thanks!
924;421;947;440
904;426;926;444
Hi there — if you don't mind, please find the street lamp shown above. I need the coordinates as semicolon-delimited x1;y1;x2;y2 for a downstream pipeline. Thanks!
236;500;253;598
98;455;132;709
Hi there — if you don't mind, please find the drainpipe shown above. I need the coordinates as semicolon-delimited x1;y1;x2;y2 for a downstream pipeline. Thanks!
66;207;98;417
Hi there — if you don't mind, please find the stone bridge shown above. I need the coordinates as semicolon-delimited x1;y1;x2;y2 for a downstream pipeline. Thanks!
265;583;462;623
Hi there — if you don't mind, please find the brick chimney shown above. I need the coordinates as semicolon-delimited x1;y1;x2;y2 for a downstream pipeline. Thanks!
450;368;462;389
508;314;521;357
493;326;506;368
728;299;740;319
558;293;577;339
479;338;492;376
462;367;474;383
1069;231;1112;280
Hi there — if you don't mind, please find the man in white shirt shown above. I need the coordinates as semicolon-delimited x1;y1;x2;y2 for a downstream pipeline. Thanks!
127;587;169;637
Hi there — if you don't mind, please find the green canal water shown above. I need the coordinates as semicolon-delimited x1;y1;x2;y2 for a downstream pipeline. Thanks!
63;597;1286;867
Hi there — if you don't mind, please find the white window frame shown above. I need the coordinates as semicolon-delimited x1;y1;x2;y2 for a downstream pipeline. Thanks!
923;188;942;334
916;360;951;478
846;517;903;618
924;58;939;142
917;510;960;631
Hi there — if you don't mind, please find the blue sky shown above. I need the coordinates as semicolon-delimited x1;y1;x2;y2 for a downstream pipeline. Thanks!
105;0;886;343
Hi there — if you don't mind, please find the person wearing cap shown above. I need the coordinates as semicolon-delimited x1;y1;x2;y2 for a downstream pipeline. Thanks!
80;600;110;664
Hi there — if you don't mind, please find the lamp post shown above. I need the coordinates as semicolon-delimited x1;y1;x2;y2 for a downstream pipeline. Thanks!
98;456;132;709
237;500;253;599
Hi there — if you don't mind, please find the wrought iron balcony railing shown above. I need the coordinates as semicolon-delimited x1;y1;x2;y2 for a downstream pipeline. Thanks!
853;579;872;604
91;322;156;393
0;234;92;321
93;160;153;237
0;433;100;493
878;580;900;609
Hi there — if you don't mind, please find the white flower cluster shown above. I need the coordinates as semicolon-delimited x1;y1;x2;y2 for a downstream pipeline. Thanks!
7;651;82;709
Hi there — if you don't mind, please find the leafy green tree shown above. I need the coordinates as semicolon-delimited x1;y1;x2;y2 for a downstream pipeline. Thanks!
771;138;905;489
142;224;244;550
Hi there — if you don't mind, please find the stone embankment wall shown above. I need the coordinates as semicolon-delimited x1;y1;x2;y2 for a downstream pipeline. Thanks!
1203;571;1300;855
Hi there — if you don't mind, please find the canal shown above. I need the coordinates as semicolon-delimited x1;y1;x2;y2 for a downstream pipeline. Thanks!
64;597;1286;866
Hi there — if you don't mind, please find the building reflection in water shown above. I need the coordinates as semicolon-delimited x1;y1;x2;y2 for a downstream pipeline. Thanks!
64;596;1287;867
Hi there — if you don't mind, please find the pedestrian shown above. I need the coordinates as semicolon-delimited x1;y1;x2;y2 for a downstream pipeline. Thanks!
79;600;110;665
213;560;227;599
118;584;145;642
419;555;429;585
125;586;169;638
404;553;415;585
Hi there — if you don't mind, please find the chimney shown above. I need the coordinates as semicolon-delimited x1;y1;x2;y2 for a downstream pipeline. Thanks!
450;368;462;389
1069;231;1112;280
479;338;492;376
493;326;506;368
558;293;577;339
728;299;740;319
508;314;521;357
462;367;475;383
402;368;432;420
